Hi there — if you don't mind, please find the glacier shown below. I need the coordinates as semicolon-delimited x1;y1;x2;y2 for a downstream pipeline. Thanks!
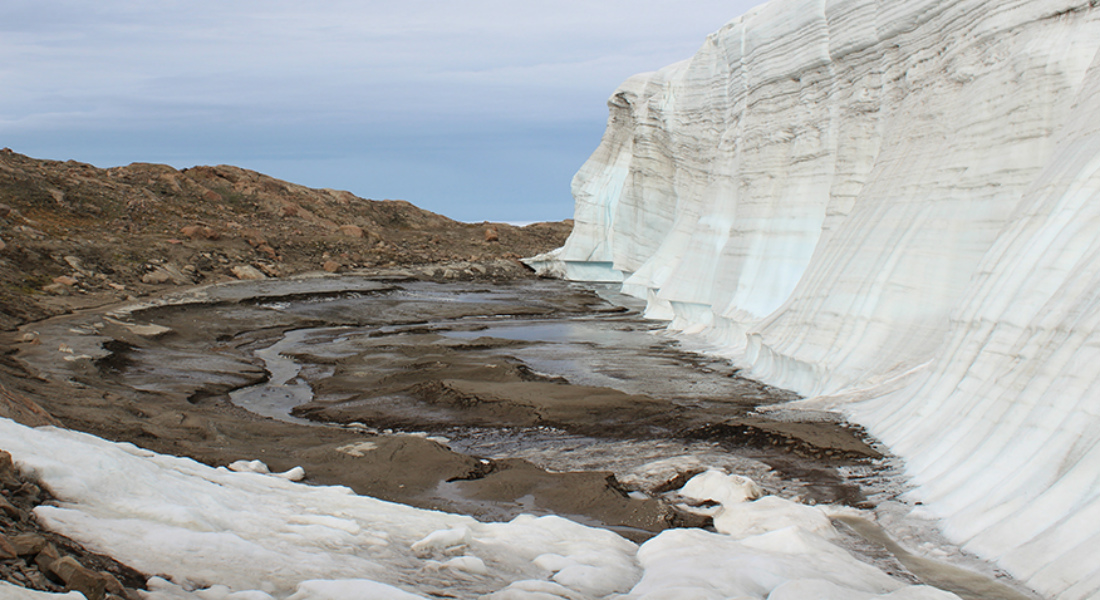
527;0;1100;598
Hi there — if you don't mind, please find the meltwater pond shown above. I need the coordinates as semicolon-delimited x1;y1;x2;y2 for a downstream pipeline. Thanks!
217;278;883;508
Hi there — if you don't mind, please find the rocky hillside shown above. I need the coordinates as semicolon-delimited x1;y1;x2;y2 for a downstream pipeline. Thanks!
0;148;571;330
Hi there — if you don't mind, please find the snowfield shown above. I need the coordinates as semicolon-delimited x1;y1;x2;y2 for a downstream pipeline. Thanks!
2;417;959;599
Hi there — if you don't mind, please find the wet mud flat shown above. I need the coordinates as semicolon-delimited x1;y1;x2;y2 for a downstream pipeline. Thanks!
1;271;1034;597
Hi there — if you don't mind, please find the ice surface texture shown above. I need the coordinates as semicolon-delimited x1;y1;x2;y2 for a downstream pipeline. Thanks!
527;0;1100;597
0;419;956;600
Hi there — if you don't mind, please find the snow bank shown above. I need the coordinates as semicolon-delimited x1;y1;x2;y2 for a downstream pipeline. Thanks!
0;418;956;600
527;0;1100;597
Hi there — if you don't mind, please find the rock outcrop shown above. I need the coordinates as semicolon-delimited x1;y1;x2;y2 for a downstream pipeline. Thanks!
528;1;1100;597
0;152;571;331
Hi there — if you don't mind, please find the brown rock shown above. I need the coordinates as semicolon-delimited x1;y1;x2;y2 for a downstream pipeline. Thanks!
0;534;17;559
53;275;79;286
2;449;16;476
203;190;222;202
9;533;47;556
42;283;69;296
338;224;364;238
282;204;300;218
180;225;219;240
257;263;281;278
230;265;267;280
0;494;18;517
0;237;6;252
484;227;500;242
35;542;61;572
141;269;172;285
257;244;278;260
322;260;341;273
240;228;267;248
51;556;108;600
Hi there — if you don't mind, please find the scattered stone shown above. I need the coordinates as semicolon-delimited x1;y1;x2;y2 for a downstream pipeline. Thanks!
338;224;364;238
108;283;126;292
33;542;61;573
141;264;189;285
63;256;86;274
257;263;281;278
9;534;47;556
140;269;172;285
0;238;6;252
0;496;20;518
0;535;16;559
240;228;267;248
52;276;78;287
20;332;40;344
49;556;109;600
179;225;219;240
323;260;341;273
281;204;300;218
257;244;278;260
15;225;45;240
484;227;500;242
41;283;69;296
230;265;267;280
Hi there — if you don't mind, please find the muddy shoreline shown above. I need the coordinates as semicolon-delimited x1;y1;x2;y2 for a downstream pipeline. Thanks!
2;266;889;538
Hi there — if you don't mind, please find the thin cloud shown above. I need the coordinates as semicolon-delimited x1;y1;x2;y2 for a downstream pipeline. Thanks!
1;0;764;221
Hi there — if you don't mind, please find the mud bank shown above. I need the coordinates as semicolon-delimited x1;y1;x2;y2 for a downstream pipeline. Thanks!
2;268;892;541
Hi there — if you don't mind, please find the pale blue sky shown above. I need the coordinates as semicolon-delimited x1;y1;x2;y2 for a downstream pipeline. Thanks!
1;1;763;222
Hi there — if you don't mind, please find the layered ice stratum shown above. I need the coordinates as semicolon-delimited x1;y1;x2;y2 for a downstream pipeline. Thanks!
527;0;1100;598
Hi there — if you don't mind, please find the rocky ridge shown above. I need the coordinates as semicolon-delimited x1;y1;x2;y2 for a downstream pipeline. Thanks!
0;148;571;330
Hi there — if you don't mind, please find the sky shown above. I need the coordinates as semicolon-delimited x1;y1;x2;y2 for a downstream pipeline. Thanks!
0;1;764;223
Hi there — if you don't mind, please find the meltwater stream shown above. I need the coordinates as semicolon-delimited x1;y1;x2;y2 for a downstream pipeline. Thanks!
225;281;814;495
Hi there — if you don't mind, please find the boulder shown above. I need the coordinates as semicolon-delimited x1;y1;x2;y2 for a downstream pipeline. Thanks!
231;265;267;280
257;244;278;260
180;225;219;240
0;534;16;559
484;227;500;243
141;269;172;285
323;260;341;273
9;533;48;556
240;228;267;248
338;224;364;238
49;556;108;600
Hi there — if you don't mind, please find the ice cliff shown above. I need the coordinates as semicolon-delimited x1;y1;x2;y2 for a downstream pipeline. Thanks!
528;0;1100;597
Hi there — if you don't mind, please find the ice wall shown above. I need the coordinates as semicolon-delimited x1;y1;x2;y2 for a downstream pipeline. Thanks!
528;0;1100;597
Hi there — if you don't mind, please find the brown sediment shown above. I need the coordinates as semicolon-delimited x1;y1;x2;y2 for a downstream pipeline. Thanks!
0;271;885;547
832;515;1037;600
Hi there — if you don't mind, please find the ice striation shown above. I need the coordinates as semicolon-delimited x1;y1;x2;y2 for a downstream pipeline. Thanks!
527;0;1100;598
